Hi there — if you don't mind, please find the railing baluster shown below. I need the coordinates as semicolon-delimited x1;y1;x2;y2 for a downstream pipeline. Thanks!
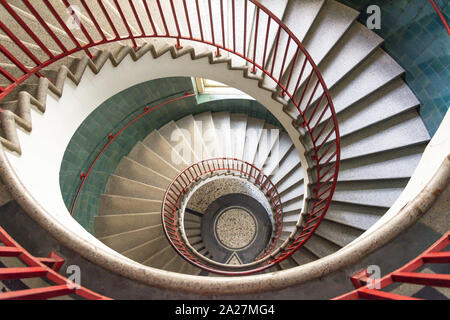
251;7;260;73
232;0;236;52
96;0;120;39
243;0;247;57
220;0;226;52
129;0;146;37
278;37;291;81
292;57;308;99
156;0;169;36
142;0;158;36
262;16;271;71
62;0;95;47
297;70;314;109
0;68;15;85
270;26;281;76
43;0;92;58
1;0;54;59
0;43;30;74
22;0;68;53
282;46;300;96
169;0;183;49
182;0;193;39
207;0;219;56
0;21;42;66
195;0;204;41
113;0;137;48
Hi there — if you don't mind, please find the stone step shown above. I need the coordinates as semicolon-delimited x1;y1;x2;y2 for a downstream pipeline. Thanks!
98;195;161;215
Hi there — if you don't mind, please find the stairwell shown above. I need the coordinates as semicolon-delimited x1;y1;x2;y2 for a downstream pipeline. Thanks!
0;0;448;299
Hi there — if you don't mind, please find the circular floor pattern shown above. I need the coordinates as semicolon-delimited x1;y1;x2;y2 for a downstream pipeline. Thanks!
215;207;257;250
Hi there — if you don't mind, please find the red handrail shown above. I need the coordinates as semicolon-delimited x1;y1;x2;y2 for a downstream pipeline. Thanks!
334;231;450;300
161;158;283;274
429;0;450;35
0;226;110;300
0;1;341;272
71;92;195;215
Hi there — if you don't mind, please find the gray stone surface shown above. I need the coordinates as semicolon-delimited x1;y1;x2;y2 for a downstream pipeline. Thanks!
216;207;257;250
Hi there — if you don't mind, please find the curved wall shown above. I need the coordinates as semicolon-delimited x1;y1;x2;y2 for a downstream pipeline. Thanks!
337;0;449;136
61;76;283;234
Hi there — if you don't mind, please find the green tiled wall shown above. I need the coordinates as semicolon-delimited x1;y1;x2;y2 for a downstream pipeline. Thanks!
336;0;449;136
60;77;283;234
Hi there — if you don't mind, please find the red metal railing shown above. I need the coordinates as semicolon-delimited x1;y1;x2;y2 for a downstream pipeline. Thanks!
0;1;341;272
429;0;450;35
71;92;195;215
161;158;283;274
0;226;110;300
334;231;450;300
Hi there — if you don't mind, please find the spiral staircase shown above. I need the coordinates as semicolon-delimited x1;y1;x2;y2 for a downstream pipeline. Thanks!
0;0;448;299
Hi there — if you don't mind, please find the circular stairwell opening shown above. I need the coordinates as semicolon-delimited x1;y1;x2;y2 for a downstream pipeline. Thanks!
182;177;274;266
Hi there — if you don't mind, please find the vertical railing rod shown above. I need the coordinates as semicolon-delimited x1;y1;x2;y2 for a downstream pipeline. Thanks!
0;21;42;66
156;0;170;36
278;37;291;82
142;0;158;36
80;0;107;41
1;0;54;58
243;0;247;57
283;46;300;96
182;0;193;39
169;0;183;49
292;57;308;100
220;0;226;54
232;0;236;52
262;15;271;71
43;0;92;58
251;7;260;73
0;66;16;83
0;43;31;74
207;0;219;56
129;0;146;36
195;0;204;41
62;0;95;48
22;0;68;53
270;26;282;76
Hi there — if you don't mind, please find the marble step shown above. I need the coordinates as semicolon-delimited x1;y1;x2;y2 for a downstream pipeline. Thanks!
115;157;172;190
105;175;165;200
98;225;163;253
128;142;180;180
94;212;161;238
121;236;170;264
